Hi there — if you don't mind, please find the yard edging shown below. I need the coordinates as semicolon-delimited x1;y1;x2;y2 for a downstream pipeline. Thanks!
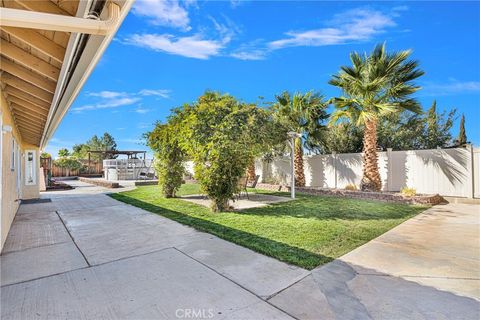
256;183;444;205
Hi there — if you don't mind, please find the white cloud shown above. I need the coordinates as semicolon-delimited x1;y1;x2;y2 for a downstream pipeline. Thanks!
73;89;170;113
228;7;402;61
230;0;246;9
138;123;152;129
87;91;127;99
422;80;480;96
139;89;171;98
268;8;397;50
125;33;225;59
230;39;267;60
119;138;145;144
132;0;191;30
72;97;140;112
391;5;409;17
230;50;266;60
209;16;240;45
124;13;239;59
135;107;151;114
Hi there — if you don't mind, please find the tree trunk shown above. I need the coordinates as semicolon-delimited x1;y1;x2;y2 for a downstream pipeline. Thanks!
294;137;305;187
212;198;229;212
361;119;382;191
246;158;256;181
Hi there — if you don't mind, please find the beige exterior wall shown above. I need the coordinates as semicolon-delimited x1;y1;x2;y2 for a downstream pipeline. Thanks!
1;90;40;251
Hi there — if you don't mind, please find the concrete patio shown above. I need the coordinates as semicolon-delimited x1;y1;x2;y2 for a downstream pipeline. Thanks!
1;180;479;319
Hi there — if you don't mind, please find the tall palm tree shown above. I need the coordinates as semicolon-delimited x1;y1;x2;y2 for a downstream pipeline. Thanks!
329;43;424;191
272;91;329;187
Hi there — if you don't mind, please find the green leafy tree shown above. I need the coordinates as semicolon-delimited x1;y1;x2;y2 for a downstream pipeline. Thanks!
324;112;424;154
71;133;118;161
329;43;424;191
182;91;275;212
423;101;456;149
57;148;70;158
100;132;118;159
147;111;187;198
323;123;363;154
457;114;467;146
271;91;329;186
377;111;425;150
41;152;51;158
72;143;89;159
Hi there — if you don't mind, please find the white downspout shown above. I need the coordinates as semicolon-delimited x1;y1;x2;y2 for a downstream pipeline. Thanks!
0;1;120;36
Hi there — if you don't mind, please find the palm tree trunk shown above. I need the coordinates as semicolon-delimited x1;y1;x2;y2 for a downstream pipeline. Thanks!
246;158;256;181
294;137;305;187
361;119;382;191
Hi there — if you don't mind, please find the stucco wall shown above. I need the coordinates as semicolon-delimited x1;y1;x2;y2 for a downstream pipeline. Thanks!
1;91;40;251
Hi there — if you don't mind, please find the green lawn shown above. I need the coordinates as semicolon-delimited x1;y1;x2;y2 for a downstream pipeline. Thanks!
110;184;427;269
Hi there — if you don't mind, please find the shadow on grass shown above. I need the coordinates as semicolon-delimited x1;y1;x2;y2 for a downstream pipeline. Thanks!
109;193;333;269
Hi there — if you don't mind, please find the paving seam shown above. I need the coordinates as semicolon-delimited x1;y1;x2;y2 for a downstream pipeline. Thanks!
0;265;90;288
265;272;311;301
172;247;299;320
85;246;174;268
0;246;175;289
55;210;91;267
1;240;72;256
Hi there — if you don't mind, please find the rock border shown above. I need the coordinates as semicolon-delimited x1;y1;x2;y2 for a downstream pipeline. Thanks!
256;183;445;205
78;177;119;188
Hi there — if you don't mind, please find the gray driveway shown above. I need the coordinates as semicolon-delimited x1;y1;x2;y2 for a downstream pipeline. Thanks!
1;181;479;319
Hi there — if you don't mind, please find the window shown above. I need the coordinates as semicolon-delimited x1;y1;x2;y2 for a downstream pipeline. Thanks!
25;150;37;185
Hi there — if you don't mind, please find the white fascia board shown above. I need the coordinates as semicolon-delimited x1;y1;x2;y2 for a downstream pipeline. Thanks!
40;0;135;149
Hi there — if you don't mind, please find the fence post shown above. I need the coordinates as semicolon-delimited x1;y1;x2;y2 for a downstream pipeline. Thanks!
332;152;337;189
467;144;474;199
386;148;393;191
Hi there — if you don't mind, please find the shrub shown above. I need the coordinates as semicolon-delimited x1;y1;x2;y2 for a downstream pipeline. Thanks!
147;121;186;198
344;184;358;191
154;156;185;198
53;157;83;171
401;187;416;197
181;91;277;212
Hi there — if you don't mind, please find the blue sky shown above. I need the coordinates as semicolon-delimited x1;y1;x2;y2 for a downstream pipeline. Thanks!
45;0;480;157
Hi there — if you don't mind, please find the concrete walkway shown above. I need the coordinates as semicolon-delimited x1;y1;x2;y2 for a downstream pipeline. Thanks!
1;180;479;319
269;203;480;319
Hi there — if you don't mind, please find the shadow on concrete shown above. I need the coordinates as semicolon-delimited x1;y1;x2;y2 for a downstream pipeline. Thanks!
269;259;480;319
109;193;333;269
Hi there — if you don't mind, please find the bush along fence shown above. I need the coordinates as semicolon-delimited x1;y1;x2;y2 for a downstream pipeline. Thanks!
50;160;103;177
184;146;479;198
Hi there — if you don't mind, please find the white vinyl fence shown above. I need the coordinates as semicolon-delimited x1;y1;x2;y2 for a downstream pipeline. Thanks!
256;146;478;198
474;148;480;198
184;146;479;198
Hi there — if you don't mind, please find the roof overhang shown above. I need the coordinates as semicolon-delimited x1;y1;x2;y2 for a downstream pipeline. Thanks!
0;0;134;148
